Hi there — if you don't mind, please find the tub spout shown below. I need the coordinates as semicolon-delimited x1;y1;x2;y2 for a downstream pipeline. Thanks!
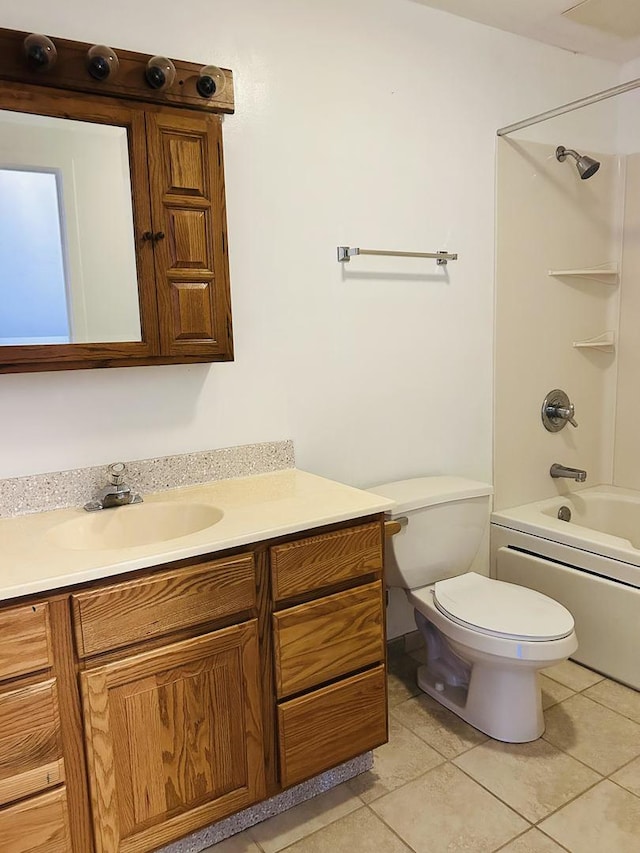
550;463;587;483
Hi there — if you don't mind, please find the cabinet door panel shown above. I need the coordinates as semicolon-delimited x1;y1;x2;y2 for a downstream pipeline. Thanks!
147;111;233;359
168;281;216;341
0;679;64;806
81;621;265;853
168;209;210;269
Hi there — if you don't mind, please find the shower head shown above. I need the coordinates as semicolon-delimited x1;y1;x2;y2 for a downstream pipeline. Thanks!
556;145;600;180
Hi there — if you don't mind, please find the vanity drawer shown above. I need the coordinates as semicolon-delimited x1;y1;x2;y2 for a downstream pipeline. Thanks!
0;679;64;807
270;522;383;600
277;665;387;788
72;553;256;657
0;787;71;853
0;602;52;682
273;581;385;697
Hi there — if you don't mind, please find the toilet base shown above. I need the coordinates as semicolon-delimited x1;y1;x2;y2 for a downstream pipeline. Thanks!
417;659;545;742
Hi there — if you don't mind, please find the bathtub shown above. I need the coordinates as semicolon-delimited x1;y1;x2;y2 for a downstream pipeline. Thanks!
491;485;640;690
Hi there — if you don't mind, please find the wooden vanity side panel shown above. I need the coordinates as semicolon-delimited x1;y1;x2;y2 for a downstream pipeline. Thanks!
72;554;256;657
0;601;53;681
0;786;72;853
270;522;383;600
273;581;385;697
277;666;388;789
0;678;64;806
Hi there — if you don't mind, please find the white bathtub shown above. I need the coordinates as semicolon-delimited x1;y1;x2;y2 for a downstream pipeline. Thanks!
491;485;640;689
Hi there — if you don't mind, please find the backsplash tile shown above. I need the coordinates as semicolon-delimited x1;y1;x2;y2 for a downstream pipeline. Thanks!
0;440;295;518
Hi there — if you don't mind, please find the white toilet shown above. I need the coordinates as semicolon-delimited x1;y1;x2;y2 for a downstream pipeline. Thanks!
369;476;578;742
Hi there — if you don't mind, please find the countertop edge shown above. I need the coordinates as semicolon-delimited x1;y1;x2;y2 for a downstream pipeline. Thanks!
0;469;395;603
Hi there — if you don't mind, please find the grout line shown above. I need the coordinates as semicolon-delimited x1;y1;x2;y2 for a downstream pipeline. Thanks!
579;692;640;727
363;804;417;851
389;705;483;762
534;824;574;853
269;804;370;852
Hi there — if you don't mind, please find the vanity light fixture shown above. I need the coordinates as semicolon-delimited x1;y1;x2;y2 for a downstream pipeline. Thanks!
145;55;176;91
23;33;57;71
86;44;120;81
196;64;226;98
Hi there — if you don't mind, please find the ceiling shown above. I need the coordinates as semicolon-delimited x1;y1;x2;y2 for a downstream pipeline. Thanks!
410;0;640;63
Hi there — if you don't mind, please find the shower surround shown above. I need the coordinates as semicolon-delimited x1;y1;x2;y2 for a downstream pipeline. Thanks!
494;136;622;511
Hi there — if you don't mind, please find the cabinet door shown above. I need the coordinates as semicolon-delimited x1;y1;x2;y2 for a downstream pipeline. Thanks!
81;621;265;853
146;110;233;359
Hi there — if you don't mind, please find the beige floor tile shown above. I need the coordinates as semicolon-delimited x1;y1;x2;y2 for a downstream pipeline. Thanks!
248;784;361;853
496;828;567;852
370;762;528;853
200;832;261;852
408;646;428;664
454;738;600;822
403;630;424;653
346;715;444;803
541;660;604;692
583;678;640;724
281;806;412;852
539;780;640;853
391;692;488;758
543;693;640;775
612;757;640;797
539;674;574;710
387;655;421;708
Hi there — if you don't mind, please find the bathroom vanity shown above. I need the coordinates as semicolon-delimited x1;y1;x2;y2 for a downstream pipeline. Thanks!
0;470;392;852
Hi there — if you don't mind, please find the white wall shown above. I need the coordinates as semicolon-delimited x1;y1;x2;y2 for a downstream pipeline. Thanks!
0;0;619;486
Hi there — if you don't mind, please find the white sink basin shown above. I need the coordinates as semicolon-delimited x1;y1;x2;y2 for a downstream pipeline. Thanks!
47;502;224;551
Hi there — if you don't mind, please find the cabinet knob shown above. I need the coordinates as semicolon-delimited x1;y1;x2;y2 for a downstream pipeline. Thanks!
142;231;165;244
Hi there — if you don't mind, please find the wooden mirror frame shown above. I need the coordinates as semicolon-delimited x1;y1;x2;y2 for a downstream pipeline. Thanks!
0;28;235;374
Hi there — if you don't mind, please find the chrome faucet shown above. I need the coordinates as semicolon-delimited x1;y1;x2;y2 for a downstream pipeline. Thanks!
550;463;587;483
84;462;143;512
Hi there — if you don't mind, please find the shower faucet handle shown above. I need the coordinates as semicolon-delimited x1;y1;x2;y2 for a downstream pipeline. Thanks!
551;404;578;428
541;390;578;431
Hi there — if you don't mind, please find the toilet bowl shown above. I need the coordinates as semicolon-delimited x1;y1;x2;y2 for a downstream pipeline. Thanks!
368;477;578;742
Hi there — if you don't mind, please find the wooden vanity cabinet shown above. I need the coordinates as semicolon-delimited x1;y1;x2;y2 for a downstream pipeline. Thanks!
0;515;388;853
271;521;388;788
0;600;73;853
76;552;265;853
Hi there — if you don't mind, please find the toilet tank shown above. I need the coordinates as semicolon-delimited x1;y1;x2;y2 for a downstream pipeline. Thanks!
368;477;493;589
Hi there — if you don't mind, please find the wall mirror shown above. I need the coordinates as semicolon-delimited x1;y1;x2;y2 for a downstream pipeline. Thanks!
0;109;141;346
0;27;235;373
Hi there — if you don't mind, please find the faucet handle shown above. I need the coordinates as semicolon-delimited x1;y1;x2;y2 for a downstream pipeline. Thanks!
555;404;578;428
542;390;578;432
108;462;126;485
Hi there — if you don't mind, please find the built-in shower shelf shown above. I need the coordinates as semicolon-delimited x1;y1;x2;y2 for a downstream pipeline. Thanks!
548;266;619;284
572;331;616;352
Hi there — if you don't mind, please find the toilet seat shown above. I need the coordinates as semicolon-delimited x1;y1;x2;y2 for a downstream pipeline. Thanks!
433;573;574;641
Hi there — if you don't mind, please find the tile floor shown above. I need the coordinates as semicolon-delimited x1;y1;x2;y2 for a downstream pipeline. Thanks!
205;638;640;852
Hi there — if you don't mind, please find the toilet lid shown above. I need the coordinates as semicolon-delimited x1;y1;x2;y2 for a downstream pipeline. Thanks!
433;573;575;641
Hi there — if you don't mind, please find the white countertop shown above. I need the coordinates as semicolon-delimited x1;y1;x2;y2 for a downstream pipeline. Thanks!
0;469;395;603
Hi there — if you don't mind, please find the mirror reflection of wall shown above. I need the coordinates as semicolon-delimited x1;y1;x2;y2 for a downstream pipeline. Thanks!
0;110;142;345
